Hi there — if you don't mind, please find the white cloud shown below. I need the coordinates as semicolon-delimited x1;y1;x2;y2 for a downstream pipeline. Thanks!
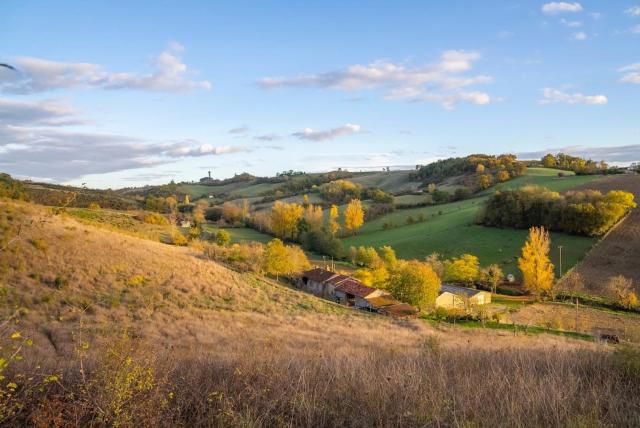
542;2;583;15
572;31;588;40
254;133;282;141
258;50;493;109
0;96;247;180
0;98;84;126
619;63;640;84
539;88;607;105
632;24;640;34
625;6;640;16
164;143;248;157
420;91;492;110
0;43;211;94
292;124;361;142
228;125;250;135
560;18;582;27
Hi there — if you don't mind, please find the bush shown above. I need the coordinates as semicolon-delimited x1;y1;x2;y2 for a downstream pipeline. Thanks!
88;202;101;210
215;230;231;246
299;229;345;259
144;212;168;225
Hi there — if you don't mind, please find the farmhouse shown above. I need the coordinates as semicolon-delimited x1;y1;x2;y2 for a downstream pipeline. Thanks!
436;284;491;310
298;268;417;315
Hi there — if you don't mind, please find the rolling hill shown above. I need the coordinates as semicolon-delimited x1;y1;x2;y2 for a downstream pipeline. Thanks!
2;198;638;426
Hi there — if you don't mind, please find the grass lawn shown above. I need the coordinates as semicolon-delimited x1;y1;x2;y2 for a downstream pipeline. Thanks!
343;168;604;277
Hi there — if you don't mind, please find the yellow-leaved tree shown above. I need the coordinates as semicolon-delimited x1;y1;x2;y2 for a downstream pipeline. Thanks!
328;204;340;236
303;204;324;231
271;201;304;240
343;199;364;235
264;239;289;280
518;226;555;299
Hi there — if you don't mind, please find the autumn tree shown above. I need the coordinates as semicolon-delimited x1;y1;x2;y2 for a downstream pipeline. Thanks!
518;226;555;299
264;239;289;280
426;183;437;194
303;204;324;231
215;230;231;246
475;164;485;174
496;170;510;182
444;254;480;284
270;201;303;240
378;245;397;268
476;174;493;190
303;194;310;207
183;194;190;205
606;276;638;310
480;264;503;294
387;260;441;311
222;202;243;224
344;198;364;235
328;204;340;236
541;153;557;168
192;202;207;226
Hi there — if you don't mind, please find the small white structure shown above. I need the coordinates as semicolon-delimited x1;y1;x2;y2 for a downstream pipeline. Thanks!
436;284;492;310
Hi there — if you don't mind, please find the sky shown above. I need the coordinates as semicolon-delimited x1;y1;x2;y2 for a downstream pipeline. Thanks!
1;1;639;189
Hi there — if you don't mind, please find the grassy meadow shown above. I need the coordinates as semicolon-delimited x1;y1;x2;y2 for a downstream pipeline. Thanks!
344;168;604;276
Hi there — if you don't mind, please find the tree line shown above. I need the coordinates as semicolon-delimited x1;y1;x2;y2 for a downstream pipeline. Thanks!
479;185;636;236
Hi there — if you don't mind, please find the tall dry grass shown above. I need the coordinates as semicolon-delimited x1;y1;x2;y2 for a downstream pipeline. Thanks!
5;334;640;427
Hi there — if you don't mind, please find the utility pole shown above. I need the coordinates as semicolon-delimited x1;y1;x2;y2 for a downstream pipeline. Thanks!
558;245;564;277
575;297;579;332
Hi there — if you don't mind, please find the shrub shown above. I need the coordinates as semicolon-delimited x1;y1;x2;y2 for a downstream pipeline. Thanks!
30;238;47;252
215;230;231;247
144;212;168;225
88;202;101;210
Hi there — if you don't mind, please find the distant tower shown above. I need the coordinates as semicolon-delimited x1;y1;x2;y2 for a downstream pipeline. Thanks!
208;170;211;180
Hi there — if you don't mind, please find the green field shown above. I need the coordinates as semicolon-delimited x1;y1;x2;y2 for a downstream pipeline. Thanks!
349;170;423;193
343;168;604;277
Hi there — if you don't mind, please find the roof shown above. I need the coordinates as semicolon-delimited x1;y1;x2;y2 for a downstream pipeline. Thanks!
334;279;379;298
378;303;419;318
302;268;340;284
439;284;486;298
365;295;401;308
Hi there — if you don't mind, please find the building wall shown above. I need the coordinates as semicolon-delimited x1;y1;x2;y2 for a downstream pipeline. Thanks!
435;292;466;310
470;292;491;305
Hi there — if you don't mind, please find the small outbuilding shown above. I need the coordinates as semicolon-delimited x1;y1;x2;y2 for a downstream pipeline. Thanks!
436;284;491;310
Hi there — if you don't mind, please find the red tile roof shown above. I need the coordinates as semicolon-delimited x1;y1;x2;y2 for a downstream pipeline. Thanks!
302;268;339;284
334;279;378;298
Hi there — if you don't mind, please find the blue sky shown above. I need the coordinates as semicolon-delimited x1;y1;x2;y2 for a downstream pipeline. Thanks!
1;1;639;188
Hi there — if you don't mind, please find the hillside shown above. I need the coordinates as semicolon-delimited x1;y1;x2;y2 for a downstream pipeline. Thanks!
343;168;605;276
2;199;639;426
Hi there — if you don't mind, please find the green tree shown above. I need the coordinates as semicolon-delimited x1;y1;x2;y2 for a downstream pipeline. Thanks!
480;264;503;294
215;230;231;246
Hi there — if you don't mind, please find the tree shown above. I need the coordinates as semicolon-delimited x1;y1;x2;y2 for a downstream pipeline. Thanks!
193;202;206;226
222;202;243;224
443;254;480;283
303;204;324;231
476;164;485;174
183;194;190;205
387;261;440;311
328;204;340;236
264;239;290;280
496;170;510;182
378;246;397;268
541;153;557;168
303;194;310;207
480;264;503;294
426;183;437;194
518;227;555;299
270;201;304;240
215;230;231;246
476;174;493;190
606;276;638;309
286;244;311;274
344;199;364;235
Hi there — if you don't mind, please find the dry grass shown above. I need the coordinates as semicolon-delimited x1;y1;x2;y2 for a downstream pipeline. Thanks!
2;199;640;426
